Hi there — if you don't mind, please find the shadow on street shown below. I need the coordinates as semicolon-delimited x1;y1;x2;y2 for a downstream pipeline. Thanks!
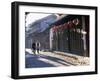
25;51;74;68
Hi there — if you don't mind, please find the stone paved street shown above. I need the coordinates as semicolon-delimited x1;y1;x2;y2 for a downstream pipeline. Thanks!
25;49;89;68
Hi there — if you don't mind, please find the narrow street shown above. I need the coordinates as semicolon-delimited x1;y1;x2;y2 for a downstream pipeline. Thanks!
25;49;89;68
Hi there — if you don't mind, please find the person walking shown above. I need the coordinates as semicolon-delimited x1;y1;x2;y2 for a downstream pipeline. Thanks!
36;42;40;54
32;42;36;54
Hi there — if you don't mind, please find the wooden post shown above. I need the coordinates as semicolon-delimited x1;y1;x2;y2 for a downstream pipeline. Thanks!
82;16;87;57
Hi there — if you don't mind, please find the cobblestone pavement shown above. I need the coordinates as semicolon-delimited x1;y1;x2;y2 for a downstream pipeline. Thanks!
25;49;90;68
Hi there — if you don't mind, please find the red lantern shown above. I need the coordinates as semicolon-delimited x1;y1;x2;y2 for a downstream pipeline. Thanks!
52;26;56;32
56;26;59;31
73;18;80;25
62;24;65;30
64;23;69;29
59;25;63;31
62;23;65;29
67;21;74;28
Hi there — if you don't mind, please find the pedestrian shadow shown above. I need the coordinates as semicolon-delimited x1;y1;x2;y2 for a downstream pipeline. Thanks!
25;51;76;68
38;53;76;66
25;51;55;68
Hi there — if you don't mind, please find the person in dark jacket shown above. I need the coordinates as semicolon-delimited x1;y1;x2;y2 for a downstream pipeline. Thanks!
36;42;40;54
32;42;36;54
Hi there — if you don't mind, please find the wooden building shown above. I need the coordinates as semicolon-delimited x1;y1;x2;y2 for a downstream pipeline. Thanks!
50;15;89;57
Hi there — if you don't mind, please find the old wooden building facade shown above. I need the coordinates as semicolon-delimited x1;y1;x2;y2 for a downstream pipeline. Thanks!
50;15;89;57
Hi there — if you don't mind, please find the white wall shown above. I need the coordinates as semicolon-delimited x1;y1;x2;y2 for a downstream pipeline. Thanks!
0;0;99;81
